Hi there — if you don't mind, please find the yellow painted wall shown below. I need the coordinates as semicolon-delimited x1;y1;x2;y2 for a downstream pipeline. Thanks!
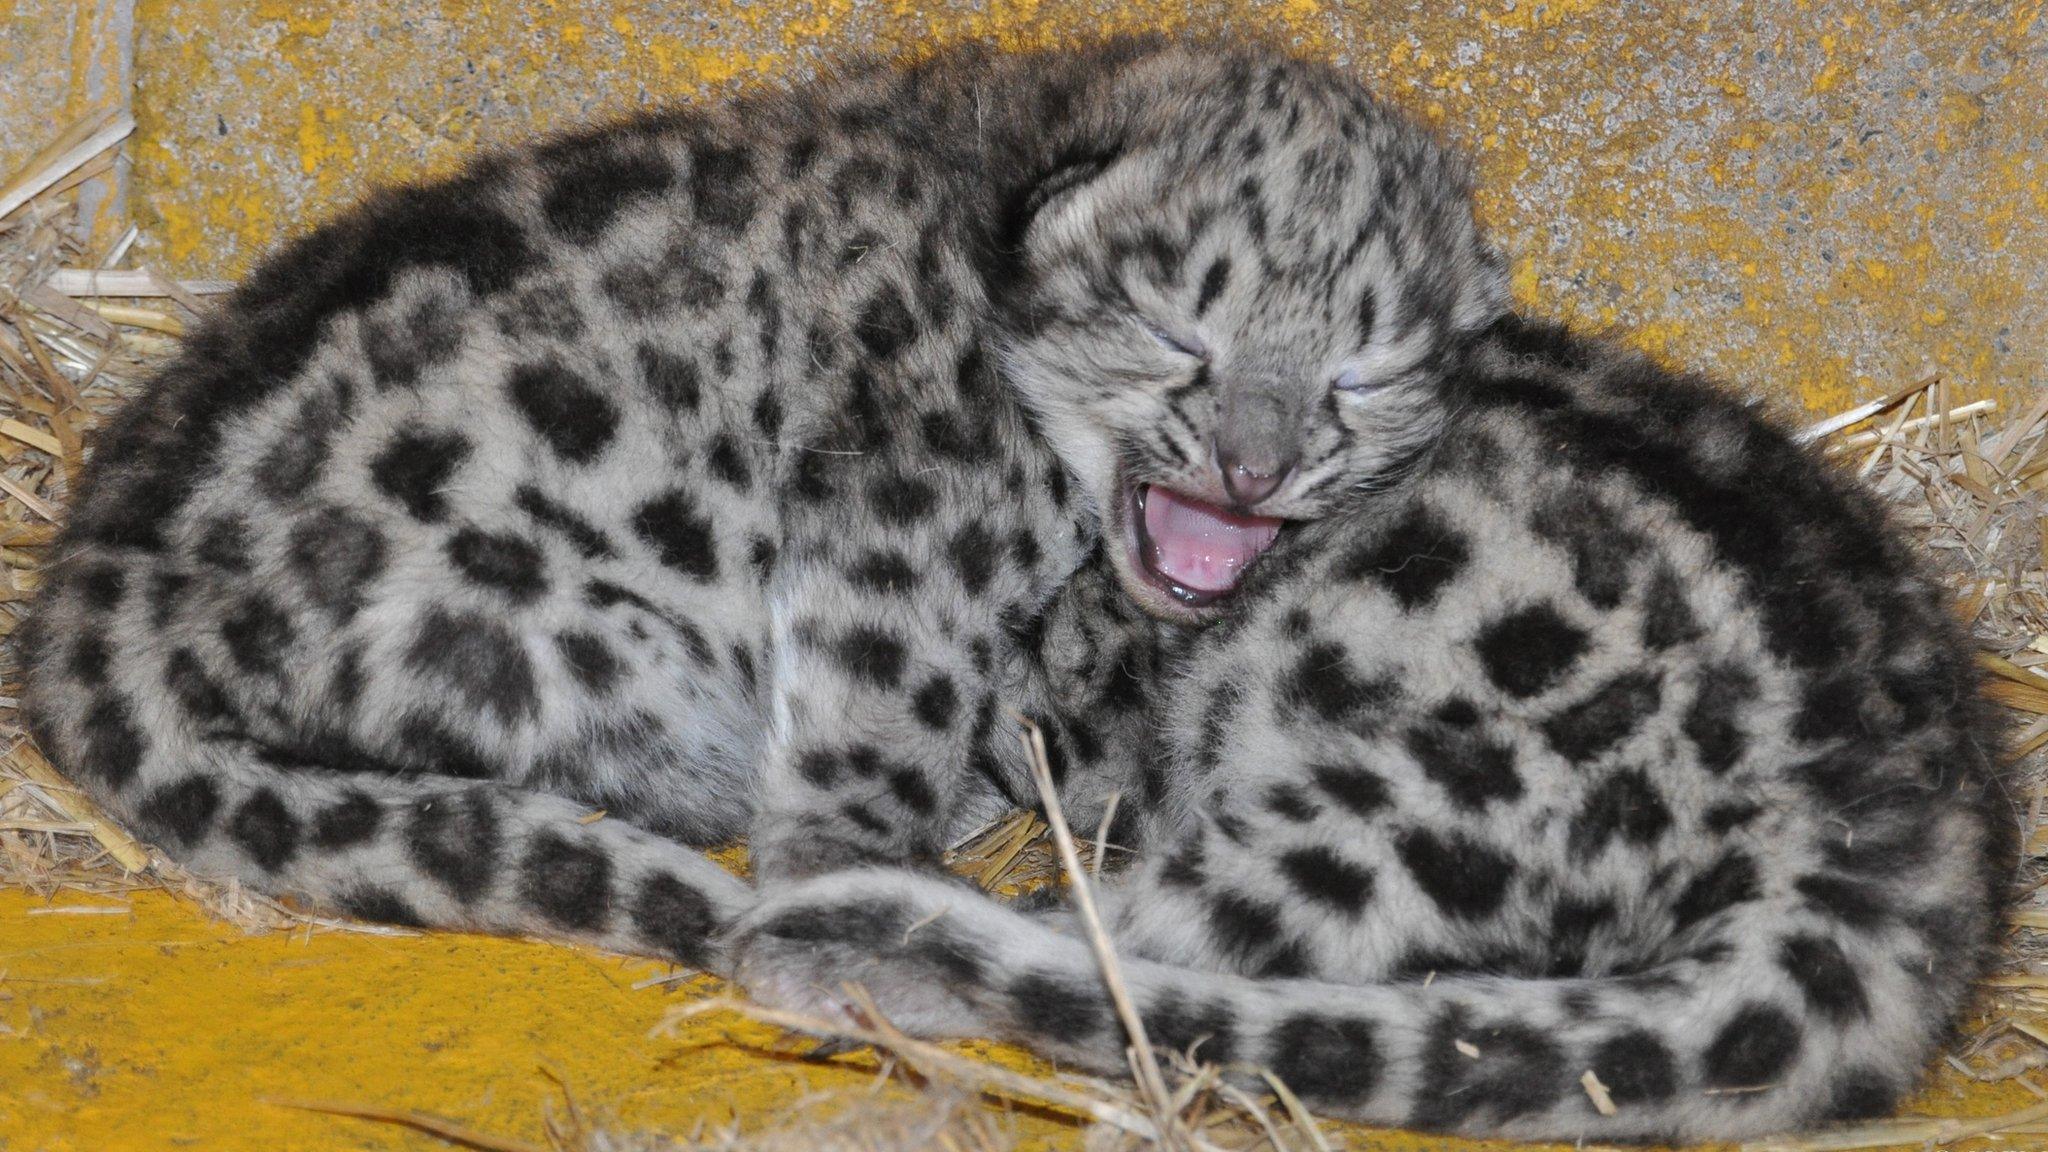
117;0;2046;414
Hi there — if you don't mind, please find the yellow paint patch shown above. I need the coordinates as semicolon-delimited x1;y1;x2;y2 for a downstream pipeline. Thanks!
1510;256;1542;306
0;888;1086;1149
254;1;335;40
1482;0;1609;32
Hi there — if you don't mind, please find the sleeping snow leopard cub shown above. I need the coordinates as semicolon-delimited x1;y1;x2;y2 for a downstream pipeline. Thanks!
20;42;1502;964
731;317;2015;1142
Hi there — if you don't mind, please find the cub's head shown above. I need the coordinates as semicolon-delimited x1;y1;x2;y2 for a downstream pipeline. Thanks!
996;47;1505;623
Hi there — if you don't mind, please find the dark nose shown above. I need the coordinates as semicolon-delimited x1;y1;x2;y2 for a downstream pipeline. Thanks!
1217;447;1294;508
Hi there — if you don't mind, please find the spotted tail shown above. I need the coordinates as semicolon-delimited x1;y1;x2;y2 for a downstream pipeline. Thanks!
20;635;750;975
732;865;1990;1142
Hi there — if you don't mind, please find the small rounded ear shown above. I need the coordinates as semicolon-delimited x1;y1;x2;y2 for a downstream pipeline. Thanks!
997;146;1123;254
1451;242;1512;333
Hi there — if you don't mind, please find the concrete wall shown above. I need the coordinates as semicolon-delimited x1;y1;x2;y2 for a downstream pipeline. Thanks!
1;0;133;239
14;1;2048;412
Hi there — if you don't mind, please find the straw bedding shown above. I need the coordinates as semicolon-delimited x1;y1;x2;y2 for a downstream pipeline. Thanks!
2;117;2045;1152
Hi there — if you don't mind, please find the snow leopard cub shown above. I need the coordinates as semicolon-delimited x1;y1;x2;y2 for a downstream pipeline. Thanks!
731;317;2016;1142
21;40;1502;968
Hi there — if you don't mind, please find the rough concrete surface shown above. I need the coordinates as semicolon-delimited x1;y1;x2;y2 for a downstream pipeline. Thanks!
93;0;2046;414
0;0;133;235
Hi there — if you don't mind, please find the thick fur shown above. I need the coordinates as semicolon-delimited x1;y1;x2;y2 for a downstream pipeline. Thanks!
729;319;2017;1142
20;43;1498;968
24;32;2007;1139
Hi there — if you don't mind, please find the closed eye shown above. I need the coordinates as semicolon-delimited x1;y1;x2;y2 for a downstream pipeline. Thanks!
1143;320;1208;361
1333;366;1387;393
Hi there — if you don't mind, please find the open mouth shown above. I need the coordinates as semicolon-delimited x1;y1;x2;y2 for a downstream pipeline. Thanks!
1126;483;1285;607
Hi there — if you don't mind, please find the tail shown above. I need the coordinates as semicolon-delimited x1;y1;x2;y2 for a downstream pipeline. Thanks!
27;720;751;972
19;621;750;976
732;865;1989;1142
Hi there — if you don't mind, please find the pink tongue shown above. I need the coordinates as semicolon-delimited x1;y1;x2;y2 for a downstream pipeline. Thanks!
1142;486;1283;594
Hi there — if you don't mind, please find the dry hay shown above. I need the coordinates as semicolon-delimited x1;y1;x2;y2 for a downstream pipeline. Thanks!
4;116;2048;1152
0;111;302;931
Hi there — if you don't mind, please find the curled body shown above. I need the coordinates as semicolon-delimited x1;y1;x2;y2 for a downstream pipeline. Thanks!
732;317;2017;1142
19;43;1499;971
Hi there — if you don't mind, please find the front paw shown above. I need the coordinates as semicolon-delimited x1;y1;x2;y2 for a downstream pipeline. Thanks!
726;871;1001;1039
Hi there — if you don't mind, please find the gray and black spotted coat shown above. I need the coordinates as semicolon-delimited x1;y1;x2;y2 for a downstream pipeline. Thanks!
20;38;1495;1027
731;318;2016;1142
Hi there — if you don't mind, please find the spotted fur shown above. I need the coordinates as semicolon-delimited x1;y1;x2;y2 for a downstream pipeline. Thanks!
730;318;2016;1142
21;42;1497;969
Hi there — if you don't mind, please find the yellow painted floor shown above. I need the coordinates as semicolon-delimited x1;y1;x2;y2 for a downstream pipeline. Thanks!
0;887;1096;1150
1;884;2043;1152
